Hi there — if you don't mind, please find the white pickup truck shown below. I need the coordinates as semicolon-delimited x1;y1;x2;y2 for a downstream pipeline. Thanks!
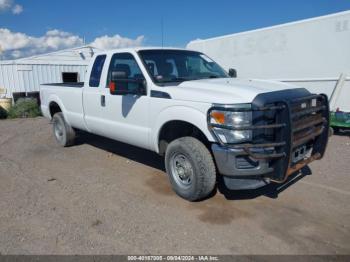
40;47;330;201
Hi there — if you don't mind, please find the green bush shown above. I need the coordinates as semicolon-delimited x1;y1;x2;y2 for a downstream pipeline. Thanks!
7;98;41;119
0;106;8;119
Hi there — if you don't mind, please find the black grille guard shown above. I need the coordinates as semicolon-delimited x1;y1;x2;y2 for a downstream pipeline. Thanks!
207;88;330;182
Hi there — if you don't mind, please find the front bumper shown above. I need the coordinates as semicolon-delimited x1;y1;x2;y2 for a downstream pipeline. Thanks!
212;144;274;190
212;144;273;177
209;89;330;185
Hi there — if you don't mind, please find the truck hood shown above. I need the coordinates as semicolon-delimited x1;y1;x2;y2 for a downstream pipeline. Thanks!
164;78;302;104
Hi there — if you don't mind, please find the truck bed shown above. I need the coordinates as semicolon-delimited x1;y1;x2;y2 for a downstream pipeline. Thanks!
40;82;86;130
41;82;84;88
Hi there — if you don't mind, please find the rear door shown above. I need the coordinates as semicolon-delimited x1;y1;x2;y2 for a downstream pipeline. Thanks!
82;54;108;133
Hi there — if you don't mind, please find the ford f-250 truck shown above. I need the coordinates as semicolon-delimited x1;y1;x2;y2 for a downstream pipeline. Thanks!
40;48;330;201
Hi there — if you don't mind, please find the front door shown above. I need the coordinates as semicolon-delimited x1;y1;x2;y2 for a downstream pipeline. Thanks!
96;52;150;149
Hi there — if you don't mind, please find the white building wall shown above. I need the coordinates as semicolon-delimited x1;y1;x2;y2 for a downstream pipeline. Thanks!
187;11;350;111
0;63;87;97
0;46;98;98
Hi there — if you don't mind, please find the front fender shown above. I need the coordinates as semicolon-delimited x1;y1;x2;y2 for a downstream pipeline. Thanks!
151;106;216;153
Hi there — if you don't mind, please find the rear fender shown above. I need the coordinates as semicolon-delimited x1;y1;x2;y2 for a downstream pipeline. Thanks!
47;95;68;122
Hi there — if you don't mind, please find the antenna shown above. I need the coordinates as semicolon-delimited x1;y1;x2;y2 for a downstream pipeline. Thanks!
161;17;164;48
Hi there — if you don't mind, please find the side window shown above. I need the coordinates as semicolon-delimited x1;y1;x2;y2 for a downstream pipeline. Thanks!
89;55;106;87
107;53;145;92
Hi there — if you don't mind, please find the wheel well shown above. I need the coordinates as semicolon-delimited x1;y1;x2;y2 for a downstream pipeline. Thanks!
158;120;210;155
49;102;62;118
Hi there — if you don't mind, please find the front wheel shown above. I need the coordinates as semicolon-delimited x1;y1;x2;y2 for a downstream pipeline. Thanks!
165;137;216;201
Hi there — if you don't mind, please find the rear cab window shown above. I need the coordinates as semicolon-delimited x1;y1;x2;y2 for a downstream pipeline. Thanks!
89;55;107;87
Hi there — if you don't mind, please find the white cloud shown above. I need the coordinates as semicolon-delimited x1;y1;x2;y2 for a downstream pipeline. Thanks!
40;29;84;50
0;0;23;14
12;4;22;14
0;28;84;59
91;34;144;50
0;28;30;50
0;28;145;59
0;0;12;11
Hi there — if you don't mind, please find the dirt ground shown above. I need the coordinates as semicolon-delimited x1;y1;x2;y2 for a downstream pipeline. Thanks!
0;117;349;255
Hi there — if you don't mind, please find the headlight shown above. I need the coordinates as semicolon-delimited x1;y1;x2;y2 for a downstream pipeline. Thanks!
209;106;252;144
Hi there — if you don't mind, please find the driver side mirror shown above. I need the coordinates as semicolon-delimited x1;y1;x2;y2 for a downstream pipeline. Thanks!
228;68;237;78
109;70;146;96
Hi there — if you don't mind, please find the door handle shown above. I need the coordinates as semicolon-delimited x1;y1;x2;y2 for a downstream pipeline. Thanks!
101;95;106;107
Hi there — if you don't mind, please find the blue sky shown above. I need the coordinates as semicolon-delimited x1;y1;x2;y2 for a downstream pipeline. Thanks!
0;0;350;58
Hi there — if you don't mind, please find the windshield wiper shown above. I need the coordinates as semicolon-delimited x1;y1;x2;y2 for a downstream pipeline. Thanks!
157;77;197;83
178;75;220;80
171;77;197;82
156;75;221;84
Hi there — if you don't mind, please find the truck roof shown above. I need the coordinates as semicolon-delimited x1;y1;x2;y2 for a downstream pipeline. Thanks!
94;47;193;56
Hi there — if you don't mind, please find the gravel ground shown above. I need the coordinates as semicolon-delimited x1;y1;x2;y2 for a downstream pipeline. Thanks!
0;117;349;255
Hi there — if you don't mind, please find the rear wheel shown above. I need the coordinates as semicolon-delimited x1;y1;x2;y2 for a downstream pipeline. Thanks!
165;137;216;201
52;112;75;147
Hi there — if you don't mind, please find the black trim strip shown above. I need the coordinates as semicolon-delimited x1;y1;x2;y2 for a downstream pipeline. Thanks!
150;90;171;99
210;123;286;130
226;141;286;149
243;149;286;159
210;105;285;112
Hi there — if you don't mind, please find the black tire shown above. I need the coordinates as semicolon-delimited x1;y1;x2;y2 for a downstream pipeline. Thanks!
332;126;339;134
165;137;216;201
52;112;75;147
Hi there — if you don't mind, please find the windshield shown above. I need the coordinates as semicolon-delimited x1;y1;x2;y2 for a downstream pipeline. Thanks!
138;50;229;84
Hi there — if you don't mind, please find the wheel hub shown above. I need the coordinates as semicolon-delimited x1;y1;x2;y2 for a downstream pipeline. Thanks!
170;153;193;188
54;120;64;139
